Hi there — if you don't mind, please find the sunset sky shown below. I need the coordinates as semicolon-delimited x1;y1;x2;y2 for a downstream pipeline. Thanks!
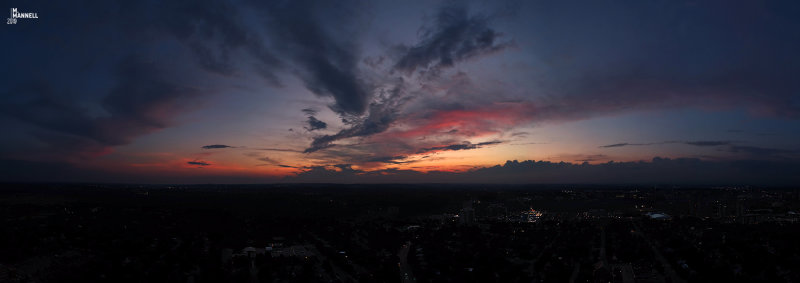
2;0;800;184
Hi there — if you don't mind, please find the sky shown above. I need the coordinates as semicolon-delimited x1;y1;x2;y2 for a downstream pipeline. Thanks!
1;0;800;184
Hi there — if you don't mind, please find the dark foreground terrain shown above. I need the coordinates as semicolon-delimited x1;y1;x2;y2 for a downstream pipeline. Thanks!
1;183;799;282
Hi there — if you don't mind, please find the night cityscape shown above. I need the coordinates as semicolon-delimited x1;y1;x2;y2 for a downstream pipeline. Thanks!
1;184;799;282
2;0;800;282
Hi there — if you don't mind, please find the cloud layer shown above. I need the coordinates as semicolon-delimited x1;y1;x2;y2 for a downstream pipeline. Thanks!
284;158;800;186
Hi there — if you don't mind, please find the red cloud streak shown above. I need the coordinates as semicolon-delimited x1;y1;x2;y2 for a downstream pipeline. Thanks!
387;102;537;139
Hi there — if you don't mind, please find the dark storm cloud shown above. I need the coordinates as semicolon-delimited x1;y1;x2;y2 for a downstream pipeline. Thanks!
258;0;370;115
157;0;372;114
393;3;512;76
187;160;211;166
305;84;408;152
1;0;302;161
202;144;235;149
0;0;276;162
4;0;375;162
2;84;98;143
303;3;515;153
304;116;328;131
96;57;199;144
156;0;284;84
2;57;198;158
